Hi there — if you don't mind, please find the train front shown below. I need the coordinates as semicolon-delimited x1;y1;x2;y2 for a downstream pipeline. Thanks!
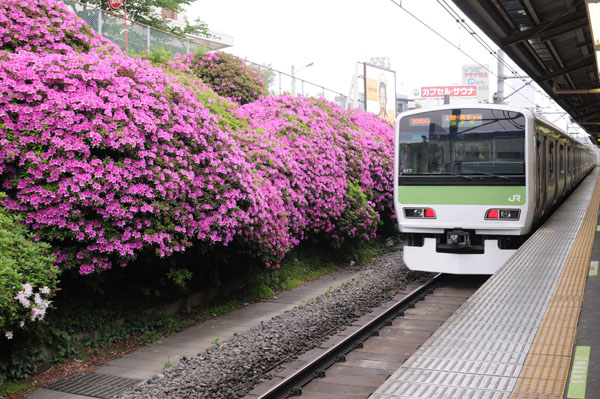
394;106;529;274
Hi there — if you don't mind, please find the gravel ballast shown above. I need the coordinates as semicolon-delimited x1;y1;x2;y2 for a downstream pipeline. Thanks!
119;247;413;399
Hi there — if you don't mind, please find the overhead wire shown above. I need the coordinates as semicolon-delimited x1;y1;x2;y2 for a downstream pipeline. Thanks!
436;0;521;75
388;0;547;108
410;0;584;132
445;0;567;107
435;0;545;92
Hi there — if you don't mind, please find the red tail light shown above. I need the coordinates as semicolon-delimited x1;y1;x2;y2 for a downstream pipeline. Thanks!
486;209;499;219
404;208;437;219
485;209;520;220
424;208;436;218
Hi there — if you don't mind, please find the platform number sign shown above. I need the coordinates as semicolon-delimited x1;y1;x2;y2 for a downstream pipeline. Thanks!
108;0;122;10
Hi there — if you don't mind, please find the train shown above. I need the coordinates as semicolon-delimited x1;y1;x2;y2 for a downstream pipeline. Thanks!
394;104;597;274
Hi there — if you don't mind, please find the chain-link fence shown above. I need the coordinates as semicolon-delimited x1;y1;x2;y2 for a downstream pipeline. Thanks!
60;0;204;55
60;0;349;107
246;60;349;108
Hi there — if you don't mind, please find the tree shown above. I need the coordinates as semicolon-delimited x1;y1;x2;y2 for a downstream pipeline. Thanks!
80;0;208;37
249;63;276;94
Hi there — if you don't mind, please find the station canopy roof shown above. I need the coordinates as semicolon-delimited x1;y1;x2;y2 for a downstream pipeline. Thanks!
452;0;600;141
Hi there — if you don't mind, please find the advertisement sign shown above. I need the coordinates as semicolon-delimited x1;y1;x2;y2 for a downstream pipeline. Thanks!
368;56;391;70
462;64;489;103
108;0;123;9
108;0;123;10
364;63;396;124
416;86;477;98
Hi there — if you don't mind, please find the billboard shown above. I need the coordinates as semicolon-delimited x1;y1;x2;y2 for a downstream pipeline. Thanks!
368;56;391;70
416;86;477;98
462;64;490;103
364;63;396;124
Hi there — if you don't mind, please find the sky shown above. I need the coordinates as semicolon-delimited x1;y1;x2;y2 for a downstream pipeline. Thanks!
185;0;578;132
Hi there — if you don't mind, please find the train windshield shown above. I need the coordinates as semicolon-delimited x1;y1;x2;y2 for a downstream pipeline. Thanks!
398;108;525;185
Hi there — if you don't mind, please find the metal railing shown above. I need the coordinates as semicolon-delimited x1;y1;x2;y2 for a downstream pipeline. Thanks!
245;60;348;108
60;0;349;107
60;0;204;55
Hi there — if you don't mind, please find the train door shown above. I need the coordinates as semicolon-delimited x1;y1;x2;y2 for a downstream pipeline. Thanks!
567;146;572;190
547;139;556;209
558;144;565;199
535;136;546;217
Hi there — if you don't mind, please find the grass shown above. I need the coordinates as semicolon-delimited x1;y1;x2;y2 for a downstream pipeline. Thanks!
262;236;393;294
0;235;399;397
0;381;29;397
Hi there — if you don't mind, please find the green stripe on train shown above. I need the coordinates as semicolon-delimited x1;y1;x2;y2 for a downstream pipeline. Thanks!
397;186;526;205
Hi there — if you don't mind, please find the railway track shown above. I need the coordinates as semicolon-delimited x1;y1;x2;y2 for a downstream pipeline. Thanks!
246;273;487;399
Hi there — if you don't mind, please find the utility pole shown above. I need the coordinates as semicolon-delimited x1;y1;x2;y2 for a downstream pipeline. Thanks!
495;48;532;104
291;65;296;96
348;62;361;109
496;49;504;104
291;62;313;97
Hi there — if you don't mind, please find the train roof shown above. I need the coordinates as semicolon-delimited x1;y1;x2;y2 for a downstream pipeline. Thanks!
397;105;596;152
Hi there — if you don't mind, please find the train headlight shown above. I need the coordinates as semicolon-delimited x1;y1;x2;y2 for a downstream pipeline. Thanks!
485;209;520;220
404;208;436;219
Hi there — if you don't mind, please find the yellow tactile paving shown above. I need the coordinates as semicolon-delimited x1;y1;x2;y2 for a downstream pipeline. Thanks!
513;375;573;396
523;354;572;369
532;327;577;347
510;173;600;399
511;394;562;399
518;365;570;383
539;311;579;329
528;343;574;357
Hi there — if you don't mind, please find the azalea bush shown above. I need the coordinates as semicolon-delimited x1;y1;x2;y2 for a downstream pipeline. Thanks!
0;193;57;340
0;0;117;55
0;0;394;274
237;96;394;244
0;50;291;272
185;51;268;104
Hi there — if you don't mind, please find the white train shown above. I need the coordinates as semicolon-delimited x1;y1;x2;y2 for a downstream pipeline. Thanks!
394;105;597;274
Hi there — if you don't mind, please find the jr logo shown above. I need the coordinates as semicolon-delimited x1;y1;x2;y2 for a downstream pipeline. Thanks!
508;195;521;202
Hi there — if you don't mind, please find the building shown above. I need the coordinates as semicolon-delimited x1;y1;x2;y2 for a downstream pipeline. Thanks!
161;8;234;51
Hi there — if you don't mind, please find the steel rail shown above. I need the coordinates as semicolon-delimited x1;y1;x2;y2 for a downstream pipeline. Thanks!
256;272;443;399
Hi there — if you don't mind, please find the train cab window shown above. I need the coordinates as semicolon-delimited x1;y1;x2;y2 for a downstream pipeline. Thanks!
397;108;525;185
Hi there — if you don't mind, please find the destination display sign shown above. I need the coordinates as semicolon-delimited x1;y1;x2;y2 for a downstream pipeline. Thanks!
409;117;431;126
442;113;483;127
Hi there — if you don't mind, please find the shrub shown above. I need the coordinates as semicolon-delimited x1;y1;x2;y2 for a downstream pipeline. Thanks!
0;50;288;272
185;51;268;104
0;0;394;275
0;0;118;55
236;96;394;245
0;193;57;340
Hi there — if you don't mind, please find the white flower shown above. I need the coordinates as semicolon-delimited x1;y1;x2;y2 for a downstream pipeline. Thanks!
31;307;46;321
22;283;33;297
15;291;30;308
19;321;25;328
5;331;13;340
34;293;43;306
40;286;50;295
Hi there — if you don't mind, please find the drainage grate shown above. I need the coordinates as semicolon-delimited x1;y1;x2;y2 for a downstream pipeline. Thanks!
46;373;143;398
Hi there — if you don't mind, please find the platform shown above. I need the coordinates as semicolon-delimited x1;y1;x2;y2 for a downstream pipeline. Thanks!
370;169;600;399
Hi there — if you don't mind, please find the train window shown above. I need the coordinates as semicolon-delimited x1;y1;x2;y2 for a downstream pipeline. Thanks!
548;142;554;178
397;108;525;181
559;145;565;176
